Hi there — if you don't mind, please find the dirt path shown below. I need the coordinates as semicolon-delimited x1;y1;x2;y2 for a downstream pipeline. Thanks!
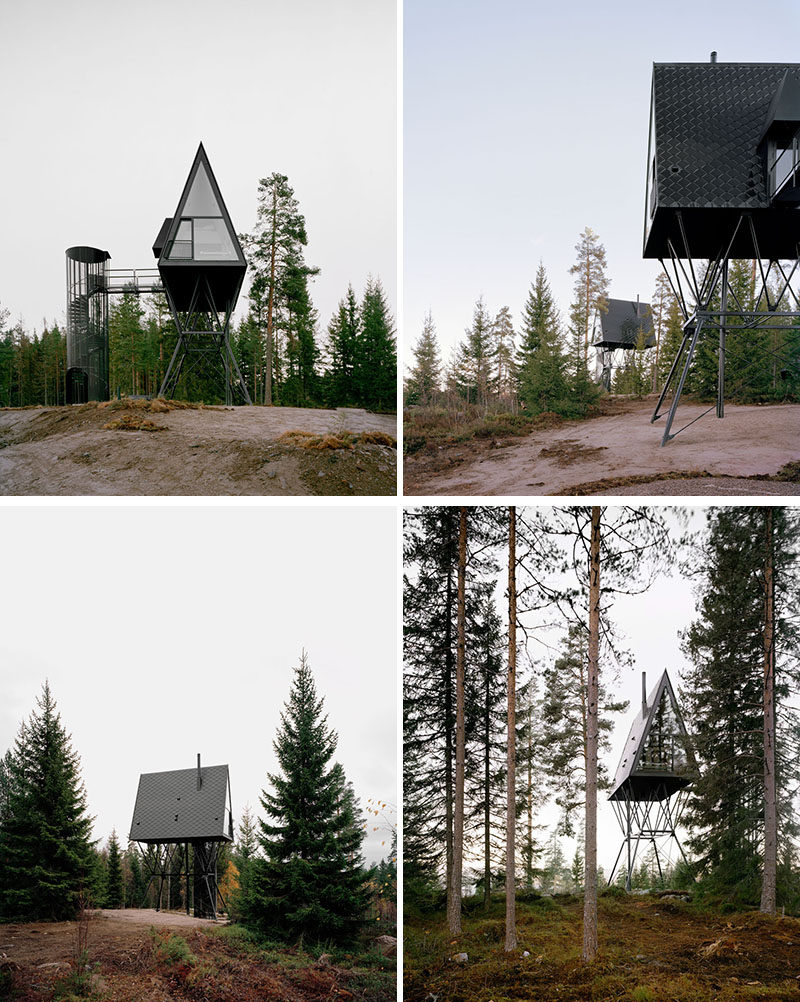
404;399;800;496
1;913;395;1001
0;404;397;496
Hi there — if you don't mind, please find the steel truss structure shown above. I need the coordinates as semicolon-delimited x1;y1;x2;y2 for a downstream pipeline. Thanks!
653;213;800;446
608;780;690;891
159;273;251;405
139;839;227;920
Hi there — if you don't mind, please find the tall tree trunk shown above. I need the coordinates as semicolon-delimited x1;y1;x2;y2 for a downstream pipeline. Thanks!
265;185;278;407
760;507;777;915
582;506;601;962
526;701;533;890
483;665;491;908
444;560;455;886
447;507;467;936
505;506;517;951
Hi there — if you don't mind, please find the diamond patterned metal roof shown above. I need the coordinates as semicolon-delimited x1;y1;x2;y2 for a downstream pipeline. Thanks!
129;763;232;843
609;671;698;802
651;63;796;210
645;62;800;259
594;299;656;349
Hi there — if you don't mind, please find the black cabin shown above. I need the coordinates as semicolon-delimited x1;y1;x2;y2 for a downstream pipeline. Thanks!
644;61;800;260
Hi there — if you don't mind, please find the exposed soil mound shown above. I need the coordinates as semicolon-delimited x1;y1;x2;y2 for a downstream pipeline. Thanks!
0;403;397;496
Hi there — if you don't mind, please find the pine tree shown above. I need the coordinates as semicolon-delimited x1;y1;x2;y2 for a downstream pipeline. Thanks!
406;311;442;405
567;228;608;410
105;830;125;908
242;173;318;405
0;682;94;920
491;306;516;405
247;652;368;943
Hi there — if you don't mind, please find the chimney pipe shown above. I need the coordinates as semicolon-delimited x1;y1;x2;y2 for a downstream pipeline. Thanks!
636;294;640;317
197;753;202;790
642;672;648;717
710;51;717;63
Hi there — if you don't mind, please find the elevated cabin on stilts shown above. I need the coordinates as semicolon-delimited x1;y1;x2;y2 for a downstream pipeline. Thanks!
645;57;800;443
592;297;655;390
129;754;233;919
607;671;698;890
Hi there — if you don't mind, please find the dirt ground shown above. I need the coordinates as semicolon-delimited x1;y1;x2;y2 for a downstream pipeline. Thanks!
0;403;397;496
0;911;395;1001
404;895;800;1002
404;398;800;496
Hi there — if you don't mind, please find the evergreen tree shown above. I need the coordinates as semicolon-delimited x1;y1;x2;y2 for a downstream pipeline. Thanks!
325;286;360;406
540;623;628;835
567;228;608;410
517;264;568;415
356;277;396;412
491;306;516;404
242;173;318;405
405;311;442;405
682;508;800;906
457;298;495;407
105;830;124;908
124;842;146;908
0;682;94;920
247;652;368;943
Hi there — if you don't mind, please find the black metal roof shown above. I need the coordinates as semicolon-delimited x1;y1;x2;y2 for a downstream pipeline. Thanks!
609;671;699;802
593;299;656;350
155;143;246;312
129;761;233;844
644;62;800;259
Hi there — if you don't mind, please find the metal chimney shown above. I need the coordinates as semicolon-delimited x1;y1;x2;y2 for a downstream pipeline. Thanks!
636;294;640;318
642;672;648;717
196;753;202;790
710;51;718;63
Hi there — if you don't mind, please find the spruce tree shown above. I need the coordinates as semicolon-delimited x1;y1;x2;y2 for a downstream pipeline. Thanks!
457;298;495;407
105;830;124;908
517;264;568;415
356;277;396;412
683;508;800;906
406;311;442;405
247;652;368;943
0;682;94;921
325;286;360;406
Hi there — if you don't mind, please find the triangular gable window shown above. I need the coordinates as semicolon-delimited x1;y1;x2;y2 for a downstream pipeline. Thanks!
635;681;693;778
182;162;222;216
163;148;244;263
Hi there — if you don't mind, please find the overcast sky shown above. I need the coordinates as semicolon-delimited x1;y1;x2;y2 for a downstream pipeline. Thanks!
404;0;800;372
0;0;396;338
0;505;397;866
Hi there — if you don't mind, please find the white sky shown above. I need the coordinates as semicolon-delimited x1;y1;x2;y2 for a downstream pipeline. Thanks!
0;0;396;340
404;0;800;372
0;505;397;866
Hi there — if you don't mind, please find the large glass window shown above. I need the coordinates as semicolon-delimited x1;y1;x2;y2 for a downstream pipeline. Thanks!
168;219;193;259
182;163;221;216
638;691;690;776
193;217;238;261
769;134;800;196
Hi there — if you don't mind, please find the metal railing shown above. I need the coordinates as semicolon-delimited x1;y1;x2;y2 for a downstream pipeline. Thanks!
106;268;162;294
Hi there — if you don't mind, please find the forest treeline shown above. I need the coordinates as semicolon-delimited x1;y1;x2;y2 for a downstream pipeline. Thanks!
405;228;800;420
0;173;396;412
0;655;396;945
404;506;800;962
